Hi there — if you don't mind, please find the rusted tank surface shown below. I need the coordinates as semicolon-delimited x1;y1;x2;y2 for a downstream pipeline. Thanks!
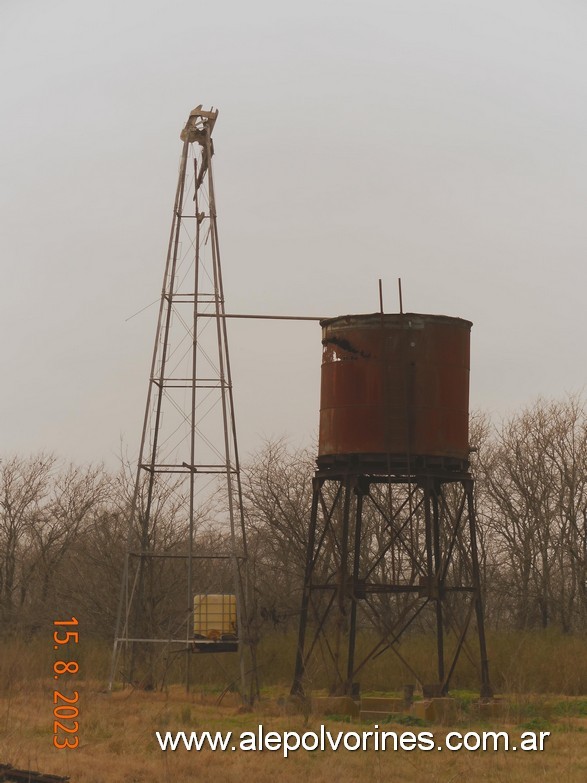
318;313;472;469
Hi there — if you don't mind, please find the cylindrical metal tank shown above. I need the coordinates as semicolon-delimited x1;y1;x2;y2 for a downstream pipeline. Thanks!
318;313;472;470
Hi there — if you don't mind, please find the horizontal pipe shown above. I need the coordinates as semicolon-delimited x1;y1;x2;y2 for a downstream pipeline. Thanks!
195;312;324;321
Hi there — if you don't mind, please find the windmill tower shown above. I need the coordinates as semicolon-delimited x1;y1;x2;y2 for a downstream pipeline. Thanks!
110;107;254;699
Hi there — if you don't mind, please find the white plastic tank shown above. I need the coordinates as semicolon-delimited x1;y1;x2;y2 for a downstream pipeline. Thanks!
193;594;237;640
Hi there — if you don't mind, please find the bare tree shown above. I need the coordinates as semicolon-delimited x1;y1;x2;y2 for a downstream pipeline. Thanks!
241;439;314;630
0;455;56;627
475;395;587;631
0;455;109;632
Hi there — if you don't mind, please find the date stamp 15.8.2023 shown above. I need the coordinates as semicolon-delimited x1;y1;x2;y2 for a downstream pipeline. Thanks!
52;616;79;750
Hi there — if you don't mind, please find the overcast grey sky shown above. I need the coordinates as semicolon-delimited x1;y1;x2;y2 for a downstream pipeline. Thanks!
2;0;587;467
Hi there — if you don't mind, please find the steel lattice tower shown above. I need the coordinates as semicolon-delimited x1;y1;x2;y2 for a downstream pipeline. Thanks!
110;107;254;699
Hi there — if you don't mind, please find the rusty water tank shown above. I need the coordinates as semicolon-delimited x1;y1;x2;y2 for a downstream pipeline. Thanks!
318;313;472;470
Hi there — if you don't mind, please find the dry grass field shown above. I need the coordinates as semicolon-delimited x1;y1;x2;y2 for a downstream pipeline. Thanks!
2;632;587;781
0;680;587;783
3;683;587;782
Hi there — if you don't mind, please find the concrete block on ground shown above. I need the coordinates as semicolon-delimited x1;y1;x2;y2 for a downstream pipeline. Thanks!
412;700;435;721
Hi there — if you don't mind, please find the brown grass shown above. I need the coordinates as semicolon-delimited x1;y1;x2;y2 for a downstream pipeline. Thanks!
2;681;587;782
2;630;587;781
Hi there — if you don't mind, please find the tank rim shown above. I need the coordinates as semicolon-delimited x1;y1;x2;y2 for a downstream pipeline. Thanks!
319;312;473;329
